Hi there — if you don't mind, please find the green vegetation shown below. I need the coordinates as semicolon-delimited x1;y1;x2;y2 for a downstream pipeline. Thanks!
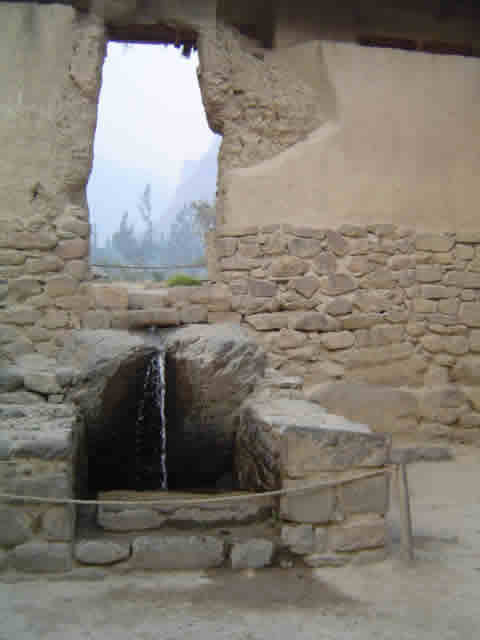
166;273;203;287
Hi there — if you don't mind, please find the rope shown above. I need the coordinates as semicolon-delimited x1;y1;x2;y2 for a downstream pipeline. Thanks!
0;468;392;507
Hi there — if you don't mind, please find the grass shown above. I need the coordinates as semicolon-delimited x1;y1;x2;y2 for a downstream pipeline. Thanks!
165;273;203;287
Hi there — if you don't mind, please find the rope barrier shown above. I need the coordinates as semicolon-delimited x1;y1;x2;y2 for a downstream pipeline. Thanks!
0;468;393;507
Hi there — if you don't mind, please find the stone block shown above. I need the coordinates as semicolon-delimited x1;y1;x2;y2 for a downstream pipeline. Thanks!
45;276;78;298
221;255;262;271
90;285;128;310
11;542;72;573
459;303;480;327
81;310;111;329
320;331;355;350
281;524;314;554
312;252;337;275
416;266;443;282
456;245;475;260
303;553;349;567
270;256;308;279
419;285;453;299
0;367;23;392
0;550;8;571
319;274;357;296
326;230;349;256
288;237;322;258
42;507;74;542
7;473;71;501
246;312;289;331
280;485;335;524
179;305;208;324
64;259;89;280
217;226;258;237
347;256;372;275
289;276;321;299
55;216;90;237
131;535;224;570
291;312;337;332
25;256;64;274
0;306;41;327
451;357;480;384
75;540;130;565
208;311;242;324
328;516;385;552
40;310;70;329
24;371;61;395
0;231;57;250
216;237;237;257
248;279;276;297
13;434;72;460
8;277;42;302
230;539;274;569
339;474;389;516
98;507;166;531
416;234;455;252
369;325;404;346
343;313;382;330
56;238;89;260
274;329;308;350
0;507;33;546
127;290;170;309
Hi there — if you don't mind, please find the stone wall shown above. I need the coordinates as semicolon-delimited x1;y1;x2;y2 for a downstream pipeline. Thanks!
208;223;480;444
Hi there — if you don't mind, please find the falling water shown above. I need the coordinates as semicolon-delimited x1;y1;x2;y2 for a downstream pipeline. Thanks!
134;352;168;490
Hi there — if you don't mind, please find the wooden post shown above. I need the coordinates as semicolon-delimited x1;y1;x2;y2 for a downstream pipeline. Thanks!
397;462;415;564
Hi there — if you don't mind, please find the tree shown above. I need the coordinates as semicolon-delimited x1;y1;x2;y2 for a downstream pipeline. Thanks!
138;184;154;263
112;211;140;263
191;200;216;238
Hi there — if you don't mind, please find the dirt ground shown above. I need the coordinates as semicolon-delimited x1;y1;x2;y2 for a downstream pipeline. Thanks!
1;444;479;640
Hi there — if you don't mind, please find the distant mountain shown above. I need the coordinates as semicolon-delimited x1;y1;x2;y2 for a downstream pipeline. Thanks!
87;155;173;246
154;136;221;236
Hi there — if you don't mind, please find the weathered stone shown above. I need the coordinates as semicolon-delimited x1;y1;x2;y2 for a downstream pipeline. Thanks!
326;230;349;256
458;413;480;428
179;305;208;324
390;446;453;464
25;256;63;274
208;311;242;324
64;259;89;280
0;390;45;405
438;298;459;315
340;474;389;516
277;290;317;311
337;343;413;368
56;238;89;259
416;265;443;282
0;507;32;546
216;237;237;257
354;292;394;313
246;312;289;330
42;507;74;541
40;310;70;329
342;313;382;330
284;225;325;240
221;255;262;270
451;357;480;384
0;250;25;265
288;237;322;258
280;484;335;524
312;251;337;275
306;382;417;433
131;535;224;570
303;553;349;567
163;325;265;488
0;367;23;392
348;256;372;275
0;231;57;250
455;244;475;260
289;276;321;298
75;540;130;565
23;371;61;395
8;277;42;302
274;329;308;350
270;256;308;279
422;335;468;355
230;539;274;569
329;516;385;551
369;325;404;345
7;473;71;500
0;550;8;571
291;312;337;332
127;290;170;309
89;284;128;310
81;310;111;329
98;508;166;531
56;216;90;237
319;274;357;296
248;278;276;297
11;542;72;573
423;387;467;409
13;434;72;460
459;303;480;327
325;297;352;316
281;524;314;554
419;285;453;299
320;331;355;350
217;226;258;237
416;234;455;252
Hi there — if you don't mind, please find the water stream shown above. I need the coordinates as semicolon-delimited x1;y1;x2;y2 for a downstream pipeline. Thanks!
134;352;168;490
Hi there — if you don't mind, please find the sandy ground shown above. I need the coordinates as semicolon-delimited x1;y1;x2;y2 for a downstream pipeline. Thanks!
1;445;479;640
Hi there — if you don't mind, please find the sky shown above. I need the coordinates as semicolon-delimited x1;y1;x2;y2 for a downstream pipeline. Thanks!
87;42;218;245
